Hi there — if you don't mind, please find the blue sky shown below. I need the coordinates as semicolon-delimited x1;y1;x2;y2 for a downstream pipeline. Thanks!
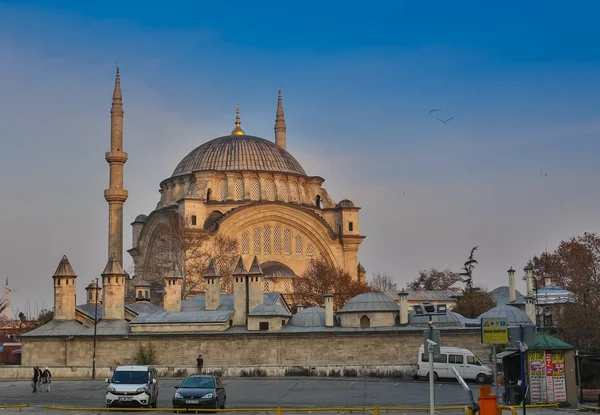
1;1;600;316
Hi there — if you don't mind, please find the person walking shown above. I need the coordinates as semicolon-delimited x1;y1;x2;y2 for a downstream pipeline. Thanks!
32;366;40;393
41;367;52;392
196;355;204;374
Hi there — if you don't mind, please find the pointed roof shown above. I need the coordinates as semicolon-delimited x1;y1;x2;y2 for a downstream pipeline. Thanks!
101;254;125;276
232;257;247;276
113;66;122;102
275;88;286;131
134;279;151;287
247;256;264;276
203;259;221;278
53;255;77;278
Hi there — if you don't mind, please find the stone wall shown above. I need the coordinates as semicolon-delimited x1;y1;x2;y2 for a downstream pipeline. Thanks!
21;329;490;369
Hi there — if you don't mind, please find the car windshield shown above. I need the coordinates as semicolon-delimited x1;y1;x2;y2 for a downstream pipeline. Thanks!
180;377;215;389
112;371;148;384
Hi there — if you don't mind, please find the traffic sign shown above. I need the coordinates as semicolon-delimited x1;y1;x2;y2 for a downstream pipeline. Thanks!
481;317;508;344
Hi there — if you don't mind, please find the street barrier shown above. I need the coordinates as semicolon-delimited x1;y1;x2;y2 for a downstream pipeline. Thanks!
42;404;511;414
582;406;600;412
0;403;28;412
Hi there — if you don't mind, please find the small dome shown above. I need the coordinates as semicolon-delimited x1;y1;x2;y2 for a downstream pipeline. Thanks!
134;214;148;223
357;263;366;273
134;279;152;287
288;307;326;327
408;310;466;328
86;282;99;289
339;292;399;313
336;199;355;208
478;304;533;326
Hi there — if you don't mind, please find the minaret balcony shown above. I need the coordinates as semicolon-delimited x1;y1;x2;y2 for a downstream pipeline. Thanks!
104;188;129;203
105;151;128;164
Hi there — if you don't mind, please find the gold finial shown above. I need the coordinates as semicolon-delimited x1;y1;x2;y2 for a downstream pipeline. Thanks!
231;104;246;135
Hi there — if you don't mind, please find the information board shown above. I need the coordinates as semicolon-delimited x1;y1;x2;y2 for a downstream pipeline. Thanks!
481;317;508;344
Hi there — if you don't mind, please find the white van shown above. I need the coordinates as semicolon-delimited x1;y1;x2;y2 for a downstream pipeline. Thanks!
417;346;492;384
105;365;158;408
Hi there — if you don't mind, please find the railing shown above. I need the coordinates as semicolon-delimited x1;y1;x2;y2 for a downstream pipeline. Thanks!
0;403;28;412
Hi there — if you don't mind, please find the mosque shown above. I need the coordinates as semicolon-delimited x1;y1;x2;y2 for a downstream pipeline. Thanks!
20;70;488;372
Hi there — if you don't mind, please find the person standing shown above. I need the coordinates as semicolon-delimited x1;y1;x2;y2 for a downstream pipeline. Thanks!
32;366;40;393
41;367;52;392
196;355;204;374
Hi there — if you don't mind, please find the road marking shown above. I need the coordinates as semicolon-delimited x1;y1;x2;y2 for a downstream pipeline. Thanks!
349;381;357;386
394;382;399;386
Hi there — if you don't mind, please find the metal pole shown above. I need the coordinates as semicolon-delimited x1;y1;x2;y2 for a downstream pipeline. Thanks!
493;344;499;399
520;325;527;415
576;351;583;404
429;343;435;415
92;277;99;380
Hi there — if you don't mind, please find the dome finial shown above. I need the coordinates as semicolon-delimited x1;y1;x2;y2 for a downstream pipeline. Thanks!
231;105;245;136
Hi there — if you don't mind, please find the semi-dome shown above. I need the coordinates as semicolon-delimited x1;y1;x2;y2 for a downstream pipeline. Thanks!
478;304;533;326
172;135;307;177
288;307;326;327
336;199;355;208
339;292;399;313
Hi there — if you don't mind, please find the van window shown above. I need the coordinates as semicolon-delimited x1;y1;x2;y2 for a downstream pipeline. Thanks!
421;353;447;363
467;356;482;366
449;354;464;364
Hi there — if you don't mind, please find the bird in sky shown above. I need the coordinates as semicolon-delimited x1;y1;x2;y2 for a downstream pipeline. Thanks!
540;171;548;177
437;117;454;124
428;108;441;115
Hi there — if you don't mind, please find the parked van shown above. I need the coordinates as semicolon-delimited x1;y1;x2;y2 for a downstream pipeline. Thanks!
105;365;159;408
417;346;492;384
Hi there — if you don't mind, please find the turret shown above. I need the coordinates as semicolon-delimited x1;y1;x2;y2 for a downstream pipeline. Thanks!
508;267;516;303
232;257;248;326
524;265;533;295
101;254;126;320
247;256;264;311
164;267;183;313
85;281;102;305
53;255;77;320
134;280;151;302
204;259;221;311
274;89;286;149
398;290;409;325
324;293;334;327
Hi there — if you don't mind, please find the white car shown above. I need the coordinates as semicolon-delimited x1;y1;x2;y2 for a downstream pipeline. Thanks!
417;346;492;384
105;365;158;408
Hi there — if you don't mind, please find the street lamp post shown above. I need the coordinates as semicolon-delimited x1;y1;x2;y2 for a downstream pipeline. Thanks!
92;277;99;380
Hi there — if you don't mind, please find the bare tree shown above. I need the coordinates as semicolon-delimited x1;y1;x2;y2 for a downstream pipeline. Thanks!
407;269;461;291
368;271;397;292
141;210;239;298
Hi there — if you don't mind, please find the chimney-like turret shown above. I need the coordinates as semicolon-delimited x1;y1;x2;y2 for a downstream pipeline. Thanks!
398;290;409;325
247;256;264;312
164;268;182;313
324;293;334;327
53;255;78;320
101;254;126;320
544;277;553;287
85;281;102;305
508;267;516;303
525;294;536;323
524;265;533;295
232;257;248;326
204;259;221;311
274;89;286;150
134;280;151;303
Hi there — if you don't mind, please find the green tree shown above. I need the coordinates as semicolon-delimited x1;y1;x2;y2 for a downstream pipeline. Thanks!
407;269;461;291
452;288;495;318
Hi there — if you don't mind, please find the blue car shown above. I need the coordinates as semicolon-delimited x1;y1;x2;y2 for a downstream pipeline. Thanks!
172;375;226;411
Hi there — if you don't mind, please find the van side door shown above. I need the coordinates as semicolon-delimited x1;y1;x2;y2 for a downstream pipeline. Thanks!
448;354;465;377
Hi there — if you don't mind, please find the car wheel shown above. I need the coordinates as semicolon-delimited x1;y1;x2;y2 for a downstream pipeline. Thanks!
151;398;157;408
220;398;226;409
476;373;487;384
428;372;439;381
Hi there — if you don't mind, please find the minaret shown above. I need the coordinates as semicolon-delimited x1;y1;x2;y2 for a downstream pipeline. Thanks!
274;89;286;150
104;67;128;266
3;277;9;319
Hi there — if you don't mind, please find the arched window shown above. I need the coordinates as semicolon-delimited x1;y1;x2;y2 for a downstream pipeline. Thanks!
295;235;303;255
206;188;212;202
145;290;149;299
283;229;291;255
253;228;261;254
273;226;281;254
219;179;228;201
250;179;260;201
278;181;289;202
263;225;271;254
284;281;291;293
235;178;244;200
265;180;275;201
307;244;314;256
263;281;270;292
315;195;322;209
88;292;92;302
290;182;298;203
137;290;142;299
241;233;249;254
360;315;371;329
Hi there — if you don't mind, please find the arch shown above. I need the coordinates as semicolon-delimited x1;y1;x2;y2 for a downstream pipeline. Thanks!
273;225;281;254
290;182;299;203
278;181;289;202
295;235;303;255
307;243;314;256
88;292;92;302
241;232;249;254
265;180;275;201
235;178;244;200
283;229;292;255
253;228;261;254
206;188;212;202
250;179;260;201
315;195;322;209
137;290;143;299
263;225;271;254
360;315;371;329
219;179;228;201
203;210;224;231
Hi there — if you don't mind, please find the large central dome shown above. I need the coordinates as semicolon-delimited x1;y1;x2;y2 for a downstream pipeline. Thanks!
172;135;307;177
